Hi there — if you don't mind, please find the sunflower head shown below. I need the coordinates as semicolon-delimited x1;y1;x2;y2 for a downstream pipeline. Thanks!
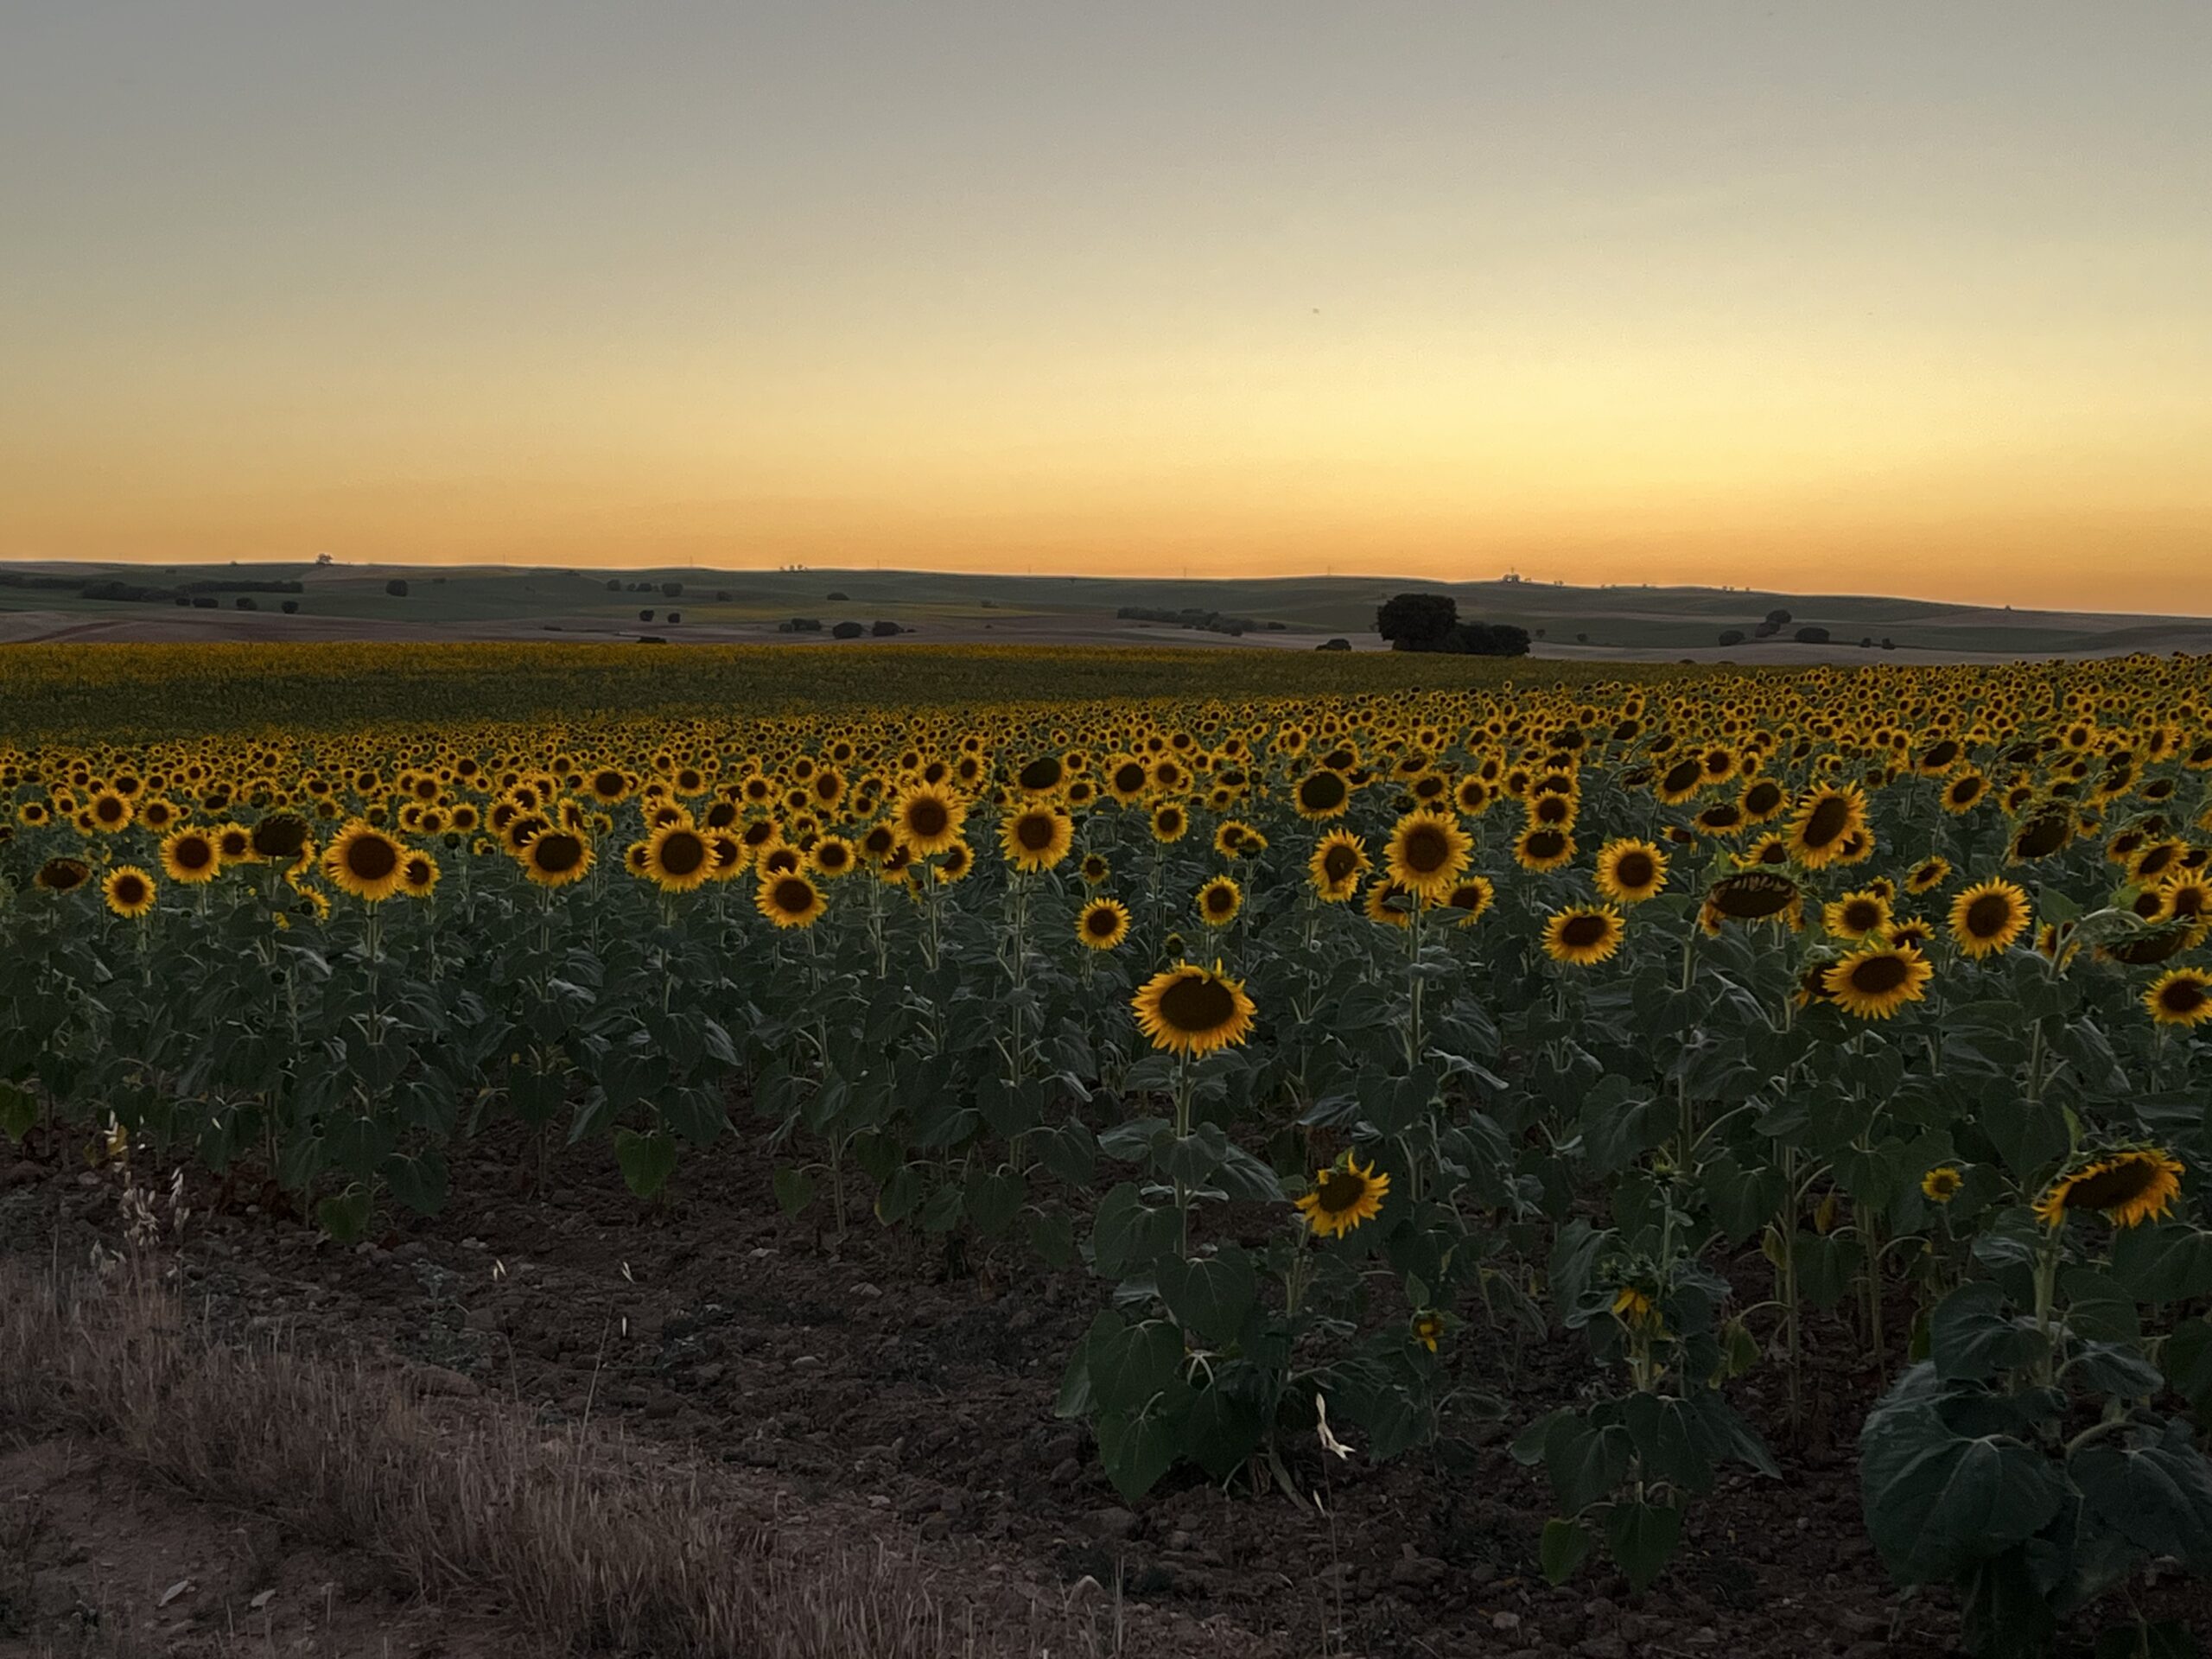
2035;1148;2184;1230
1077;896;1131;950
102;865;157;918
1542;906;1624;966
1132;960;1256;1058
1821;944;1934;1020
324;821;408;902
2145;968;2212;1028
1920;1166;1964;1204
756;871;827;929
1196;875;1243;927
522;830;594;888
1293;1154;1389;1240
1595;839;1668;904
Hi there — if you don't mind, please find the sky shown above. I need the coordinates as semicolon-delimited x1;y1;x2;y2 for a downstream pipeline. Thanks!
2;3;2208;610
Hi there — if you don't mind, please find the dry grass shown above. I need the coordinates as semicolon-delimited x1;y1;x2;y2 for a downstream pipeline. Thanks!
0;1260;1114;1658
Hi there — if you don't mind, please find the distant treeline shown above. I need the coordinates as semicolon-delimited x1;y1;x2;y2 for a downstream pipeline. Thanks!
0;571;304;604
1116;605;1287;637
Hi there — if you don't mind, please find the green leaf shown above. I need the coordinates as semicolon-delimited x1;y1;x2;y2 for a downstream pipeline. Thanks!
2163;1318;2212;1416
772;1166;817;1219
2110;1222;2212;1305
1545;1415;1634;1515
1540;1516;1592;1586
2064;1342;2164;1399
1179;1377;1267;1482
1931;1282;2048;1383
1096;1384;1191;1501
964;1167;1026;1239
1027;1205;1076;1268
1088;1318;1184;1415
1091;1181;1178;1278
873;1161;925;1224
379;1148;448;1217
1156;1247;1258;1346
314;1183;373;1243
1859;1387;2065;1582
0;1082;35;1141
1605;1499;1681;1593
613;1127;677;1198
2074;1421;2212;1576
2093;1619;2199;1659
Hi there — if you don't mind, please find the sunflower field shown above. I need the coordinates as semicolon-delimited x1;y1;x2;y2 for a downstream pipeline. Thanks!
8;648;2212;1655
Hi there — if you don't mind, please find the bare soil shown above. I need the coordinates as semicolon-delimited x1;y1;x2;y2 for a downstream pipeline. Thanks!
3;1135;2206;1659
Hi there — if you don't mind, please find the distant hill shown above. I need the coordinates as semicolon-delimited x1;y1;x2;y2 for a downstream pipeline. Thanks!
3;560;2209;662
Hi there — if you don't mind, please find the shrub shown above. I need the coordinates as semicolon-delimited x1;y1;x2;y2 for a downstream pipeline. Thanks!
1718;629;1745;647
832;620;865;639
385;579;410;598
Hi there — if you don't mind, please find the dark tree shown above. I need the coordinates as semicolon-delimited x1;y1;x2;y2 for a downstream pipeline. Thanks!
661;581;683;598
1317;638;1351;651
385;579;410;597
639;609;655;622
827;590;849;601
832;620;866;639
1795;626;1831;644
1718;629;1745;646
871;620;899;636
235;596;258;611
1765;607;1792;626
1445;621;1531;657
606;578;621;590
281;600;299;614
1375;592;1459;651
665;611;682;624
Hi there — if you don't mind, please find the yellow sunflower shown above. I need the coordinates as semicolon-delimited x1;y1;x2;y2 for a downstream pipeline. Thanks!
1132;960;1256;1058
159;827;221;885
399;849;441;899
2035;1148;2183;1230
2144;968;2212;1028
1541;906;1625;966
1906;855;1952;894
520;830;594;888
1823;888;1892;941
1195;875;1243;927
1920;1166;1963;1204
999;805;1074;873
893;783;966;855
1363;877;1414;929
102;865;157;918
1821;944;1934;1020
1512;824;1577;873
641;823;715;893
1948;879;2031;958
808;835;858;880
323;820;408;902
1077;896;1131;950
1787;785;1866;869
1307;830;1370;902
1442;875;1495;926
1593;839;1668;904
756;871;827;928
1294;1154;1389;1239
34;856;92;893
1292;767;1352;820
1149;802;1190;843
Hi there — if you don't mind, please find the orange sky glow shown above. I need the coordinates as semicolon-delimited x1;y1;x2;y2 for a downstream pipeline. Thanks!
2;4;2206;611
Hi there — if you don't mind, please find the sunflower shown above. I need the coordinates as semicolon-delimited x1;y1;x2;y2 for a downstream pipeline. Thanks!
1938;769;1989;814
1077;896;1131;950
1149;802;1190;843
159;827;221;885
399;849;441;898
2035;1148;2184;1230
1920;1166;1963;1204
1307;830;1370;902
1363;877;1414;928
1513;824;1577;873
1787;785;1866;869
1948;879;2031;958
87;788;134;833
999;805;1074;873
1888;916;1936;951
642;823;715;893
1294;1154;1389;1240
1292;767;1351;820
756;871;827;928
1196;875;1243;927
521;830;594;888
1079;852;1111;886
1132;960;1256;1057
323;820;408;902
1594;839;1668;904
893;783;966;855
102;865;157;918
1821;944;1934;1020
1823;888;1891;941
808;835;858;879
1411;1310;1445;1353
1442;875;1495;926
34;856;92;893
250;813;312;861
1906;855;1952;894
2144;968;2212;1028
1706;870;1802;922
1541;905;1624;966
2010;805;2075;863
2157;876;2212;925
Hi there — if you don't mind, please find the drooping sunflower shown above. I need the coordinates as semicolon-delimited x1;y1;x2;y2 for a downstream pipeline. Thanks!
34;856;92;893
1906;855;1952;894
1541;905;1625;966
1705;870;1802;924
1948;879;2031;958
1195;875;1243;927
1821;944;1934;1020
1294;1154;1389;1240
399;850;441;899
999;805;1074;873
1594;839;1668;904
893;783;966;855
2009;805;2075;863
1442;875;1495;926
1823;888;1892;941
756;871;827;929
1077;896;1131;950
1307;830;1370;902
2144;968;2212;1028
1131;960;1256;1058
323;820;408;902
521;830;594;888
1786;785;1866;869
102;865;157;918
159;827;221;885
642;823;715;893
250;813;312;863
2034;1148;2183;1230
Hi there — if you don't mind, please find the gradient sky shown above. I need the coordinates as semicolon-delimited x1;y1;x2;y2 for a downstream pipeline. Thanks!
3;3;2208;609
